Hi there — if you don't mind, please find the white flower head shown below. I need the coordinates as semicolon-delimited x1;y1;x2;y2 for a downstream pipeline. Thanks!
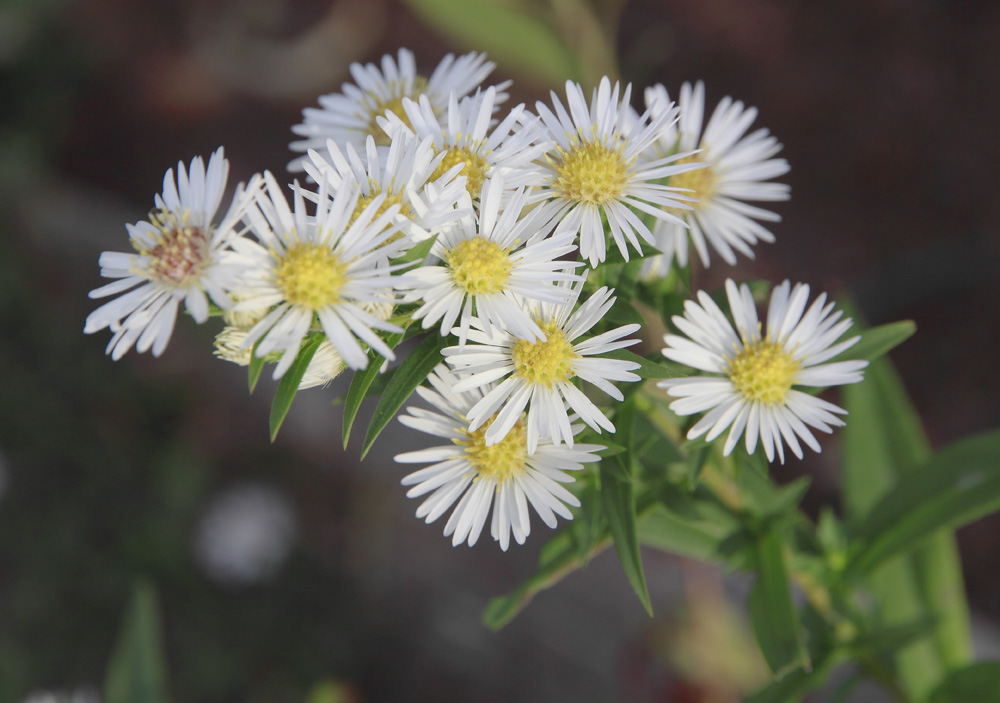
230;172;407;377
443;282;641;453
379;86;551;201
289;48;507;169
193;483;297;586
401;176;585;345
532;77;700;267
302;131;471;244
396;366;603;550
660;280;868;464
84;147;258;359
642;81;791;273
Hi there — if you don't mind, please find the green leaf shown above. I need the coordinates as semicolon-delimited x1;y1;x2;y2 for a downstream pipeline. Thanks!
105;581;169;703
747;531;809;675
842;349;971;696
342;329;406;447
603;348;681;379
849;429;1000;573
269;336;322;442
831;319;916;364
399;0;580;86
361;332;447;458
389;233;437;268
600;457;652;615
248;339;265;393
928;662;1000;703
637;504;734;562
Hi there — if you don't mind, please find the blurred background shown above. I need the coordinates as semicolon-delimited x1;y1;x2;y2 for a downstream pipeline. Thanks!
1;0;999;701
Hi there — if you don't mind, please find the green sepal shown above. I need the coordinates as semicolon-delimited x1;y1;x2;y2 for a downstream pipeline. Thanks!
248;338;265;393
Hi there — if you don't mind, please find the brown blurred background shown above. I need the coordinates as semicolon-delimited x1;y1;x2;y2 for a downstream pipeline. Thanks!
1;0;998;701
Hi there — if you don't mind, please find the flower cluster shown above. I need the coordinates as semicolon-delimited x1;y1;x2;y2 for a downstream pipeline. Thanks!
85;48;866;550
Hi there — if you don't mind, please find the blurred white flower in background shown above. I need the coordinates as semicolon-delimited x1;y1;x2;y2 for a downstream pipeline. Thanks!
193;483;298;586
19;688;100;703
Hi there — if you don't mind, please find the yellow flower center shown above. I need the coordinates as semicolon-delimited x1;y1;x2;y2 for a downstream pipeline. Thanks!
459;414;528;485
512;319;577;387
366;77;429;146
352;187;410;225
446;237;512;295
668;155;717;205
553;140;631;205
275;243;348;310
138;209;210;287
432;144;490;198
726;338;801;405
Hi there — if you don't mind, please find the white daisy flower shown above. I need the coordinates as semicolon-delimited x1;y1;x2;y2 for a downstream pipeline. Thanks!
401;176;584;345
84;147;258;360
379;86;550;200
642;81;791;273
229;172;407;377
659;279;868;464
288;48;506;169
532;77;701;267
396;366;604;550
302;132;470;244
443;282;641;453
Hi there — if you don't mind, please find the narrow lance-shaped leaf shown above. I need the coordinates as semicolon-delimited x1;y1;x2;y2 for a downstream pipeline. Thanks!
105;581;169;703
748;531;809;675
829;319;916;364
399;0;580;85
848;429;1000;573
842;348;964;696
342;329;406;447
928;662;1000;703
599;397;652;615
360;332;448;458
601;457;652;615
269;335;322;442
389;233;437;268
